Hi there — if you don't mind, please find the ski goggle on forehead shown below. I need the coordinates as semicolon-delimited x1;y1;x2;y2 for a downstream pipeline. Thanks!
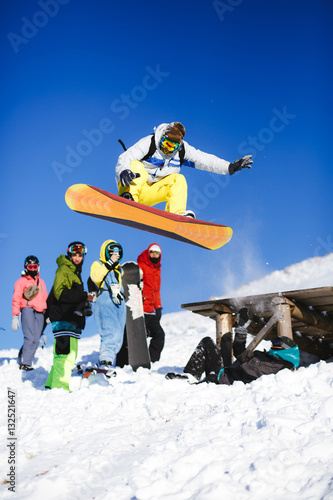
160;136;180;153
110;246;120;254
68;244;86;255
107;245;121;255
26;263;39;271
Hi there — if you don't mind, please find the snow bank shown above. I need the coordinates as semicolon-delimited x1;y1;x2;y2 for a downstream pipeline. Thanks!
225;253;333;298
1;256;333;500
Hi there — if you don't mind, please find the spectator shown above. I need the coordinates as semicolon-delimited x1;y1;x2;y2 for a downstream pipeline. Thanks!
45;241;94;391
90;240;126;367
138;243;165;362
12;255;48;371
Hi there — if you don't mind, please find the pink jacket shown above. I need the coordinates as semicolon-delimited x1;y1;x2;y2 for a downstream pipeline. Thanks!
12;274;48;316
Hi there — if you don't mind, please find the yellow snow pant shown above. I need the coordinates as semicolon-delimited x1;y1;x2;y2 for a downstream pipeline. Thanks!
118;160;187;215
45;337;78;392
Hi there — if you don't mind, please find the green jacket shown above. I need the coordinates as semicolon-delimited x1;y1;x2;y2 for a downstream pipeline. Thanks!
49;255;87;331
53;255;83;300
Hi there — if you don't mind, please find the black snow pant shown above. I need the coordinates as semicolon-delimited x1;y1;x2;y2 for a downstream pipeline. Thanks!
145;310;165;362
184;337;224;381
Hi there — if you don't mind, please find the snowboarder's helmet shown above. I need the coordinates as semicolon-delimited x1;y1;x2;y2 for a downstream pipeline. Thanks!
105;242;123;262
67;241;87;258
24;255;40;275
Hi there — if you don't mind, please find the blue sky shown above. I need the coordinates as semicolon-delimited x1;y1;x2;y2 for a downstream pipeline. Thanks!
1;0;332;351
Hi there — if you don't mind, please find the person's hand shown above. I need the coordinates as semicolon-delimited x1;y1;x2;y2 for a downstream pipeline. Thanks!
120;169;140;187
12;316;19;332
234;326;247;342
228;155;253;175
87;293;96;303
110;283;123;305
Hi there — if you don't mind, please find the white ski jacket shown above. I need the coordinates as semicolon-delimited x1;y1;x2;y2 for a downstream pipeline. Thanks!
115;123;230;185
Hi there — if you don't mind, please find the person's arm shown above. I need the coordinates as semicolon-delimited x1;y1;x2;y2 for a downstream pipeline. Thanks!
115;135;153;184
53;268;86;304
183;141;230;174
233;327;250;360
184;141;252;176
90;261;111;289
12;279;23;316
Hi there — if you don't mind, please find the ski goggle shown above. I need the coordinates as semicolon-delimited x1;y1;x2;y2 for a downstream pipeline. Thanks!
271;337;293;350
26;263;39;272
149;249;161;255
109;246;120;255
106;244;123;260
67;244;87;255
160;136;180;153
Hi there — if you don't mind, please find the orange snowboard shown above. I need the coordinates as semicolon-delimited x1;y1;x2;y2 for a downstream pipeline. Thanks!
65;184;233;250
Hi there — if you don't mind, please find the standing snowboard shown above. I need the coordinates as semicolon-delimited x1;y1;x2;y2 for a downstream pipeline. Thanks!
121;261;150;371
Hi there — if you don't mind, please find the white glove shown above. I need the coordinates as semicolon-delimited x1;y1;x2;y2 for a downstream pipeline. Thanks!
110;283;123;305
12;316;19;332
90;291;97;303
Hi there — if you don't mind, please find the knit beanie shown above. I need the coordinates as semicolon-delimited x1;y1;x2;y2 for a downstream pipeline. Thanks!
165;122;186;143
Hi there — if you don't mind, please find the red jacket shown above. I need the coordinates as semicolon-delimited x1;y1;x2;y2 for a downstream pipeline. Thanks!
137;243;162;314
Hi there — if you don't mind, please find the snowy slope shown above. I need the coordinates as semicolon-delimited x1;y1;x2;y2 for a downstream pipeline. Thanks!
1;255;333;500
223;252;333;298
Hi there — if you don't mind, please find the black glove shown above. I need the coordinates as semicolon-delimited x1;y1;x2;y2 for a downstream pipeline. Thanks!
234;326;248;340
105;258;116;271
228;155;253;175
120;169;140;187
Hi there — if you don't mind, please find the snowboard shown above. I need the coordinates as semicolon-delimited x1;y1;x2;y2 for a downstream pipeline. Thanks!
121;261;151;371
72;364;116;390
75;364;117;379
65;183;233;250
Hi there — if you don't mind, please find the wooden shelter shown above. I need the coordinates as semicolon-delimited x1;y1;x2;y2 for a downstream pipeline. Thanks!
182;286;333;366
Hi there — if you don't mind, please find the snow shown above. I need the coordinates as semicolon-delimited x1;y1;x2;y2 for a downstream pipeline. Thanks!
1;255;333;499
222;252;333;298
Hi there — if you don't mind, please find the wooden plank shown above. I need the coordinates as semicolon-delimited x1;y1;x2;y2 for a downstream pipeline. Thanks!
247;315;280;352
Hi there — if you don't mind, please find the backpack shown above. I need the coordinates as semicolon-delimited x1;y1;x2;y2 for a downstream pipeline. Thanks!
118;134;186;166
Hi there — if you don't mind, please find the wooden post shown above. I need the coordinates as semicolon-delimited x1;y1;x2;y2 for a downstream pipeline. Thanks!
275;300;293;340
215;311;233;367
